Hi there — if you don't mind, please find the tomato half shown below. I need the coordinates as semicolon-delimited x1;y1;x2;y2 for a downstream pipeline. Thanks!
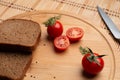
82;53;104;75
66;27;84;42
54;36;70;51
47;21;63;39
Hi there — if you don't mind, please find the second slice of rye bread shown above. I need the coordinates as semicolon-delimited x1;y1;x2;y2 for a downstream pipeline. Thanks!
0;51;32;80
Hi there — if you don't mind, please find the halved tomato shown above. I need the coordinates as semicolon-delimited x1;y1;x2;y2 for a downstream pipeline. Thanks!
66;27;84;42
54;35;70;51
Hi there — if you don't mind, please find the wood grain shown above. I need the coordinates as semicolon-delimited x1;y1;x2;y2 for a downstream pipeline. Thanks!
11;11;120;80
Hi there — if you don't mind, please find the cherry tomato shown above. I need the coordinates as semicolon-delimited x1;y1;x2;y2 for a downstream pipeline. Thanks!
66;27;84;42
82;53;104;75
47;21;63;39
54;36;70;51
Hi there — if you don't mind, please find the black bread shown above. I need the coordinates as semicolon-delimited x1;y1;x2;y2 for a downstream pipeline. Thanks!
0;19;41;80
0;19;41;52
0;51;32;80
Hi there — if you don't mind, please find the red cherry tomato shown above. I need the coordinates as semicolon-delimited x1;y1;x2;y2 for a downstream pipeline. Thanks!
47;21;63;39
54;36;70;51
82;53;104;75
66;27;84;42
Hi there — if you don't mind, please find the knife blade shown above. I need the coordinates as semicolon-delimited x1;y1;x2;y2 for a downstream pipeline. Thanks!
97;6;120;40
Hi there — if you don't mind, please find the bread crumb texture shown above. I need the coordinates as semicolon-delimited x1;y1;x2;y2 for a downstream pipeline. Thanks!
0;51;32;80
0;19;41;46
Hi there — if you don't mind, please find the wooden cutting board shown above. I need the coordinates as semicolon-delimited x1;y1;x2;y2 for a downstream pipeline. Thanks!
11;11;120;80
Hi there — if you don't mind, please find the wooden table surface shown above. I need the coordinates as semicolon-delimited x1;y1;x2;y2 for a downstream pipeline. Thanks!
0;0;120;28
0;0;120;80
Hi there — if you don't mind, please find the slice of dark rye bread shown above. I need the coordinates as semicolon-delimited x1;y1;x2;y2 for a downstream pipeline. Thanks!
0;51;32;80
0;19;41;80
0;19;41;52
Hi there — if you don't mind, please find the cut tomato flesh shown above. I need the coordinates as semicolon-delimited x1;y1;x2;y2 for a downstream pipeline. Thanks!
54;36;70;51
66;27;84;42
69;29;81;37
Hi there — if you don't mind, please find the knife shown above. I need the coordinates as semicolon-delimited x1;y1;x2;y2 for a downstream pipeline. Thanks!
97;6;120;40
